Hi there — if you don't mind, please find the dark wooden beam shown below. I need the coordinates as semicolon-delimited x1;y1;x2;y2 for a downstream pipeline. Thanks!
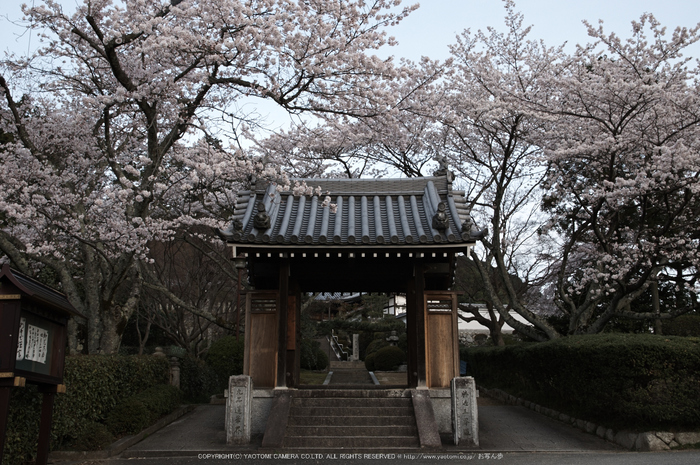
276;259;290;388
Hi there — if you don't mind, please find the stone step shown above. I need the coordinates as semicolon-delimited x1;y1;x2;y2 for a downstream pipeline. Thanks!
288;415;415;427
282;435;420;449
286;425;418;437
292;397;412;408
290;406;414;417
292;389;409;398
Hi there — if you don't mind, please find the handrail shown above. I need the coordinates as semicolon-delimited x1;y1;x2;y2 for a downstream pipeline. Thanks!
328;330;349;361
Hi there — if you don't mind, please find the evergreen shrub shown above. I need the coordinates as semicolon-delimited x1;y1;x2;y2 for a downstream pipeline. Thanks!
179;355;219;403
463;333;700;430
205;336;245;391
663;314;700;337
106;384;182;436
372;346;406;371
364;352;377;371
4;355;169;465
300;339;329;370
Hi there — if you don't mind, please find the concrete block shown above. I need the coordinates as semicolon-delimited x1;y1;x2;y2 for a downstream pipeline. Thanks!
451;377;479;446
614;430;638;450
411;391;441;448
559;413;570;423
428;392;452;434
669;440;680;448
595;426;606;438
636;432;669;451
226;375;253;444
676;432;700;445
575;419;587;430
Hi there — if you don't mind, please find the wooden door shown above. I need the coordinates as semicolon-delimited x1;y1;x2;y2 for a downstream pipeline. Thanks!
244;291;278;388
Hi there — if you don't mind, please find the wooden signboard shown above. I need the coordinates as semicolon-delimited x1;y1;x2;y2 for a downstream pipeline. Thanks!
0;266;83;465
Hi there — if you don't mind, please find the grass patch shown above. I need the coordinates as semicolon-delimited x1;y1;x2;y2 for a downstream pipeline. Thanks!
299;370;329;384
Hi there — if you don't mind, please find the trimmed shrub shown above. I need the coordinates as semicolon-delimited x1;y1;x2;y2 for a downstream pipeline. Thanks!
663;314;700;337
66;421;114;451
301;339;329;371
373;346;406;371
464;333;700;431
205;336;245;391
364;352;377;372
106;384;182;436
180;355;219;403
364;338;389;358
4;355;169;465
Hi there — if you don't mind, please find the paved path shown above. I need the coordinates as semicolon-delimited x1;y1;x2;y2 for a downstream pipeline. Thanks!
477;405;620;452
124;399;620;457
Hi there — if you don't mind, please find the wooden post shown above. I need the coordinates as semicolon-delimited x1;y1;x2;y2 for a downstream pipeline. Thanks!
413;261;428;389
0;386;11;463
276;259;290;388
36;386;56;465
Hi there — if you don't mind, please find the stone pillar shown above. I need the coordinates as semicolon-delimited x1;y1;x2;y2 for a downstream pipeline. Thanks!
226;375;253;444
352;334;359;361
169;357;180;389
451;376;479;446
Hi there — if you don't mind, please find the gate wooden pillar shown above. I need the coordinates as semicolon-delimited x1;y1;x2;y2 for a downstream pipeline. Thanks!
276;259;289;389
407;261;428;389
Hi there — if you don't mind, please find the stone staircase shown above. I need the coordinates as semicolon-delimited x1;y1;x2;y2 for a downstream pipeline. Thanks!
282;390;421;449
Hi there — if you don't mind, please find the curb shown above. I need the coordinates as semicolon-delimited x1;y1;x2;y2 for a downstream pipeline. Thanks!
49;404;197;461
479;386;700;452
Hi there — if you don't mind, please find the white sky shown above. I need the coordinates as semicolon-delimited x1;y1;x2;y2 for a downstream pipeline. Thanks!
3;1;699;60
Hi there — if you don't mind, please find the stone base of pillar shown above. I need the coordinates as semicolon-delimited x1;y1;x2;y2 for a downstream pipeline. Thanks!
451;376;479;446
226;375;253;444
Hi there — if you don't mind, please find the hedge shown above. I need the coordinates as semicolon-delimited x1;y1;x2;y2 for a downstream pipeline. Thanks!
205;336;245;391
105;384;182;436
463;333;700;431
3;355;169;465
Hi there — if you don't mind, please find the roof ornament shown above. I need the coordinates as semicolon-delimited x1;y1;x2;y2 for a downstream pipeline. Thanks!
253;201;270;230
462;216;488;240
433;154;455;183
232;218;244;232
432;202;450;231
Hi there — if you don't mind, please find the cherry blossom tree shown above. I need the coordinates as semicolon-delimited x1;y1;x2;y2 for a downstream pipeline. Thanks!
255;56;447;178
0;0;417;353
539;14;700;334
440;1;564;341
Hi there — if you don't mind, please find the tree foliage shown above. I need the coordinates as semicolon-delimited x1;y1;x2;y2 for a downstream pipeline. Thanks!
0;0;417;353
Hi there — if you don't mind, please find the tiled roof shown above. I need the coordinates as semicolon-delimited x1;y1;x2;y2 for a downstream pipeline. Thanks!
0;265;84;318
219;175;483;247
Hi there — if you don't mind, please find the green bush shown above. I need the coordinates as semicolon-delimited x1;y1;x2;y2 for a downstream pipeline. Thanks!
66;421;114;451
106;399;152;437
205;336;245;391
364;352;377;371
106;384;182;436
180;355;219;403
301;339;329;371
373;346;406;371
4;355;169;465
364;338;389;358
464;333;700;431
663;314;700;337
